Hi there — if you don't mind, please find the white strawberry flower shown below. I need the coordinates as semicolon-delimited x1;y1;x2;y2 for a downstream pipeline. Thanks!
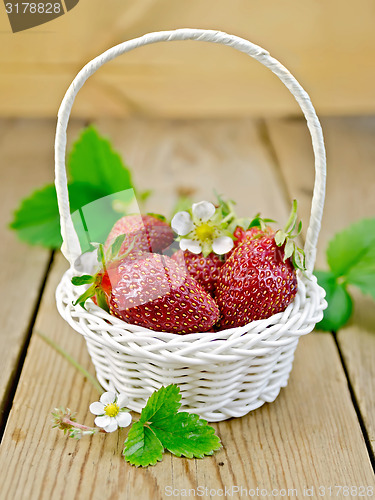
171;201;234;257
89;391;132;433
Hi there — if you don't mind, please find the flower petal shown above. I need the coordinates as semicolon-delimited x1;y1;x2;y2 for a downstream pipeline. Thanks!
89;401;105;416
171;211;194;236
180;239;202;254
212;236;234;255
116;411;132;428
116;393;129;409
95;415;112;428
192;201;215;222
99;392;116;405
104;420;118;433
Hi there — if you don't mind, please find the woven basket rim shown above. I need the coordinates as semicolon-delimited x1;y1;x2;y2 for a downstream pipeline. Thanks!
57;266;326;348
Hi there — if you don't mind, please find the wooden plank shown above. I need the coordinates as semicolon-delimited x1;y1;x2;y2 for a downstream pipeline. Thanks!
1;1;375;118
0;74;128;118
266;115;375;454
0;119;53;428
0;119;374;498
94;118;290;221
0;118;85;430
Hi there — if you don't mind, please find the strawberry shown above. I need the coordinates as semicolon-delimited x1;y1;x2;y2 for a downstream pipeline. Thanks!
171;250;224;296
104;214;174;257
108;253;219;333
72;249;220;334
215;201;304;329
233;225;272;247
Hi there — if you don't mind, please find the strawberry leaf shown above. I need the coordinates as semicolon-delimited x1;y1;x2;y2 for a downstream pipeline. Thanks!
9;182;103;249
10;126;136;250
123;421;164;467
68;126;133;194
123;385;221;467
275;230;286;247
71;275;95;285
110;234;126;259
315;270;353;331
283;239;295;260
72;284;96;309
151;412;221;459
95;289;109;312
326;218;375;278
293;247;305;270
345;245;375;300
139;384;181;424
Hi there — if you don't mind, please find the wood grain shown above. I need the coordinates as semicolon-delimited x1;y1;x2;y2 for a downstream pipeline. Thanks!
0;118;374;499
94;118;290;222
0;119;52;429
1;1;375;117
0;118;85;430
266;116;375;454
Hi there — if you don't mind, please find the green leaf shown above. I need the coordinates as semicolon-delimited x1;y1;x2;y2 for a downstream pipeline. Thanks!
110;234;126;259
97;244;106;268
10;126;137;249
293;247;305;270
139;384;181;424
71;189;137;254
275;230;286;247
151;412;221;459
123;385;221;467
283;239;295;260
9;182;103;249
71;275;95;285
123;421;164;467
315;270;353;331
326;218;375;277
68;126;133;195
146;213;167;222
345;246;375;300
95;289;109;312
72;284;96;309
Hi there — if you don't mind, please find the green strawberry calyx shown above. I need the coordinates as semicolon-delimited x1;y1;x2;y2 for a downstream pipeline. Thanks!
71;236;139;311
71;243;109;312
274;200;305;271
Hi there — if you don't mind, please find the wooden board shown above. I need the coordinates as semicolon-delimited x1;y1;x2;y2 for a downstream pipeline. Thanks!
266;115;375;454
0;118;85;432
1;1;375;118
0;119;52;430
0;118;374;498
94;118;290;221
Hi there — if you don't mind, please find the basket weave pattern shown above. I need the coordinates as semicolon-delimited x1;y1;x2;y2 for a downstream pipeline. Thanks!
57;270;325;421
54;29;327;422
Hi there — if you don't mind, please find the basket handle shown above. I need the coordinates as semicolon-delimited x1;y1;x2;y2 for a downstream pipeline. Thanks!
55;28;326;274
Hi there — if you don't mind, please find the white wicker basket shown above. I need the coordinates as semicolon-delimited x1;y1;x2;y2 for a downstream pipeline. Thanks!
55;29;327;422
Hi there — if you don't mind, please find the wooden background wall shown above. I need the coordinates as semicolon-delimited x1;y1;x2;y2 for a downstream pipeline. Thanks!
1;0;375;118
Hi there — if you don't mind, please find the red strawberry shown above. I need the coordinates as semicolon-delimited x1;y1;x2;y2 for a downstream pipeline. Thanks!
215;202;303;329
171;250;224;296
108;253;219;334
233;225;273;247
104;214;173;257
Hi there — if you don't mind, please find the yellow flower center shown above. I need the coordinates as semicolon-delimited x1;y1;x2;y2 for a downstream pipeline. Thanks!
104;403;120;417
195;223;215;241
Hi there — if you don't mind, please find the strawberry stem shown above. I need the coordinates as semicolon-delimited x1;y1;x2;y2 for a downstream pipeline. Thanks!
283;199;298;233
275;200;306;271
